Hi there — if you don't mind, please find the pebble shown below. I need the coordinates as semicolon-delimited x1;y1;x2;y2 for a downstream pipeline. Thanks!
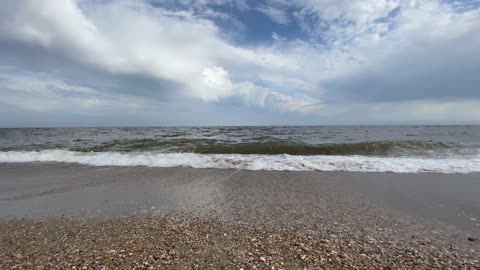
0;214;478;269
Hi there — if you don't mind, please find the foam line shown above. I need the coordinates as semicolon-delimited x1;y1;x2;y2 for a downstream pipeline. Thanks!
1;150;479;174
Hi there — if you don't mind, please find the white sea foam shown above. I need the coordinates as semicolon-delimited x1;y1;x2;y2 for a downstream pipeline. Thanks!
0;150;479;174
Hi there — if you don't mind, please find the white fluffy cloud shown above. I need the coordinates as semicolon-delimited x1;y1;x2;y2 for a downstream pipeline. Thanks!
0;0;319;112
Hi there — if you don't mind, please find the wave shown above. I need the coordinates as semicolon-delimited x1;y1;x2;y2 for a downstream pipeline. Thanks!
193;140;459;156
67;139;468;157
0;150;479;174
70;138;221;153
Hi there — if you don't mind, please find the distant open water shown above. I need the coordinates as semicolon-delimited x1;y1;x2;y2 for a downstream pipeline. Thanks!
0;126;479;173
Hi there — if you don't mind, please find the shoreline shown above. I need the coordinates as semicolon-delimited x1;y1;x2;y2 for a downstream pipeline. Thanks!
1;162;479;268
1;162;479;230
2;150;479;174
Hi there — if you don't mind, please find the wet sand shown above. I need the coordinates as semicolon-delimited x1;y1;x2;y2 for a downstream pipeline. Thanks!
0;163;479;269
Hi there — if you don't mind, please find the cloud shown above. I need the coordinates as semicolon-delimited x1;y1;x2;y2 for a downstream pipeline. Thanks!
261;0;480;103
199;66;233;101
314;1;480;102
0;0;317;108
367;99;480;123
0;72;145;113
0;0;479;125
257;5;291;24
294;0;399;42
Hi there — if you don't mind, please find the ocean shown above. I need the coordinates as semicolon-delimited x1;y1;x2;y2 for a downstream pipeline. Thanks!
0;126;479;173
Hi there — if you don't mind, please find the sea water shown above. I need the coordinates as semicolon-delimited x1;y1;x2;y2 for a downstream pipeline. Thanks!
1;126;479;173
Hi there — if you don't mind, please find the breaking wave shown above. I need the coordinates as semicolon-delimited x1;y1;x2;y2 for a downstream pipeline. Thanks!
67;139;472;157
0;150;479;174
193;140;460;156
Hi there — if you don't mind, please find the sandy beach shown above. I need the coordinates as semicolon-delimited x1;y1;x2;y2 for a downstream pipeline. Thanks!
1;163;479;269
3;0;480;267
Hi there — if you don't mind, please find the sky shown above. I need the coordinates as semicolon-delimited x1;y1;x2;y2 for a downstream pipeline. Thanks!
0;0;480;127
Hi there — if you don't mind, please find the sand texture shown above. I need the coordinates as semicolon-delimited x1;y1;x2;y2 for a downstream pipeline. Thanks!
0;163;479;269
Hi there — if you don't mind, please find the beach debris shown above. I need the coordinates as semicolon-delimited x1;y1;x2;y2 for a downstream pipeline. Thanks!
260;256;266;262
467;237;478;242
